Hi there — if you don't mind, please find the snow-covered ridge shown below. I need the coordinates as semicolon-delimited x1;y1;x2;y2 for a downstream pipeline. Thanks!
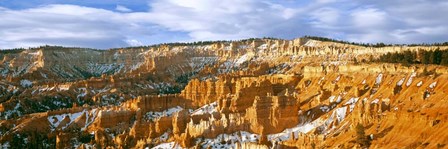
191;102;218;116
48;111;84;131
200;131;260;148
145;106;184;121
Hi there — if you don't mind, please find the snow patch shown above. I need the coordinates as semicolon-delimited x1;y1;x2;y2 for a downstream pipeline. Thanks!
417;81;423;87
406;72;416;87
396;78;405;86
268;119;323;142
201;131;260;148
375;73;383;85
320;106;330;112
20;79;32;87
48;111;84;131
152;142;182;149
429;81;437;89
192;102;218;115
235;54;251;66
145;106;183;121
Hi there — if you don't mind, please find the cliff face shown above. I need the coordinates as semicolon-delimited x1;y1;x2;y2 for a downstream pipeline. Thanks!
1;37;448;148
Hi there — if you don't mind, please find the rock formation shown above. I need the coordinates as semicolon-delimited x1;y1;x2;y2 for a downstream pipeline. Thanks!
0;37;447;148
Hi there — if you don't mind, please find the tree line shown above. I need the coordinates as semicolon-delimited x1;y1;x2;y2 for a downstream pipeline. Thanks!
304;36;448;47
373;48;448;66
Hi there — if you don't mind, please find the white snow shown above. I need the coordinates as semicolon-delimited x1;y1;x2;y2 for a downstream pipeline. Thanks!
335;95;342;103
258;44;268;50
304;40;319;47
48;111;84;131
417;81;423;87
320;106;330;112
145;106;183;121
201;131;260;148
191;102;218;115
77;88;87;98
328;96;336;103
235;54;251;66
371;99;379;104
396;78;405;86
28;51;41;55
268;119;323;141
334;107;347;122
334;75;341;82
406;72;416;87
429;81;437;89
344;97;359;106
344;97;359;112
375;73;383;85
152;142;182;149
362;79;366;85
1;142;10;149
20;79;32;87
158;132;169;142
82;109;98;130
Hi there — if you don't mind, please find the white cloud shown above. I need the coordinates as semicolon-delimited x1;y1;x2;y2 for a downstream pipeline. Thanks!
0;0;448;49
350;7;387;29
126;39;143;46
116;5;131;12
0;4;153;49
143;0;302;41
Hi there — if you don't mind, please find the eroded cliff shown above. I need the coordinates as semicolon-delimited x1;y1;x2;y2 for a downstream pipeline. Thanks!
0;37;447;148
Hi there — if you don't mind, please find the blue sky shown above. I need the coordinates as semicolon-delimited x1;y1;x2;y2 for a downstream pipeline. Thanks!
0;0;447;49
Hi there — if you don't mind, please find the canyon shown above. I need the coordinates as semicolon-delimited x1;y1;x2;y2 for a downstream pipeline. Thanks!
0;37;447;148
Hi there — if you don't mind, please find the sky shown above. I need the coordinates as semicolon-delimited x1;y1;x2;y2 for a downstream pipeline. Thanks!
0;0;447;49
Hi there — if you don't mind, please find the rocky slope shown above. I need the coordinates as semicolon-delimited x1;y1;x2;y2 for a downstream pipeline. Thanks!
0;37;447;148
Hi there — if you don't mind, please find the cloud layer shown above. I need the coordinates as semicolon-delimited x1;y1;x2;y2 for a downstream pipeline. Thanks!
0;0;447;49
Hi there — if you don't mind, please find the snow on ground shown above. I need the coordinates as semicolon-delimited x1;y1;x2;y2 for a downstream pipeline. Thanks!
145;106;183;121
20;79;32;87
258;44;268;50
235;54;251;66
304;40;319;47
334;107;347;122
158;132;170;142
152;142;183;149
201;131;260;149
406;72;416;87
375;73;383;85
334;75;341;83
336;95;342;103
2;103;22;119
320;106;330;112
0;142;10;149
268;119;324;142
48;111;84;131
191;102;218;116
82;109;98;131
344;97;359;112
396;78;405;86
429;81;437;89
329;96;335;103
417;81;423;87
77;88;87;98
344;97;359;106
371;99;379;104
